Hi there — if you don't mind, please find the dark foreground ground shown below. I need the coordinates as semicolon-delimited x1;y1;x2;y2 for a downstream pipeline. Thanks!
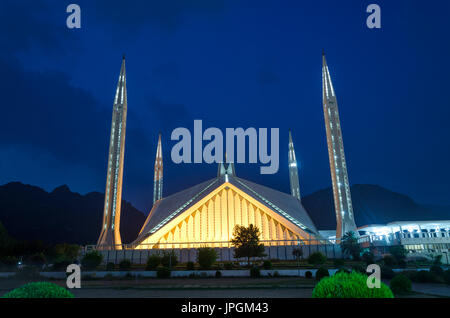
1;277;449;298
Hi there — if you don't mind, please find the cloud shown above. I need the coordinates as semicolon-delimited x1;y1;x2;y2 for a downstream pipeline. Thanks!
0;1;77;57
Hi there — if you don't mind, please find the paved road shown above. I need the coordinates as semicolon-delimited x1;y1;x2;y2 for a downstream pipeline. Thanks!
71;288;313;298
410;282;450;297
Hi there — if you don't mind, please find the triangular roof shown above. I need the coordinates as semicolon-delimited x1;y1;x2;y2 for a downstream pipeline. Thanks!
134;173;319;244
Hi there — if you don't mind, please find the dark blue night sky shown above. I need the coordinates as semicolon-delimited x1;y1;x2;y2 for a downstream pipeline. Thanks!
1;0;449;213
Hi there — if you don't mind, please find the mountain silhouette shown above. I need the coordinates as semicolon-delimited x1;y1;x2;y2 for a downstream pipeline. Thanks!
0;182;449;244
302;184;450;230
0;182;145;245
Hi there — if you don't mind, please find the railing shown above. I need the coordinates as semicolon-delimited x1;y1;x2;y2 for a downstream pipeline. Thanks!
84;239;341;264
88;238;332;252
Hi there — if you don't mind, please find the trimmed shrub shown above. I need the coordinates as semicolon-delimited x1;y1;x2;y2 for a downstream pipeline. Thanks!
156;266;171;278
186;261;195;270
315;267;330;281
333;258;345;267
250;266;261;278
273;271;280;277
161;250;178;268
305;271;313;279
390;274;412;295
215;270;222;278
2;282;74;298
119;259;131;271
308;252;327;265
312;271;394;298
263;260;272;270
106;262;115;271
197;247;217;270
224;262;233;270
146;254;161;270
81;251;103;270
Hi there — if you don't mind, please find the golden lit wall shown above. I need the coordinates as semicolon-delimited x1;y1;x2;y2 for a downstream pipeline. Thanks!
135;183;313;249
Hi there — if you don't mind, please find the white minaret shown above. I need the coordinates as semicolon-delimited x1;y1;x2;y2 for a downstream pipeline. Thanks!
97;57;128;249
322;52;357;240
288;129;301;201
153;133;163;205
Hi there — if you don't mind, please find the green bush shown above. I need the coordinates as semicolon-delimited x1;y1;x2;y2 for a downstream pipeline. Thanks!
273;271;280;277
224;262;233;270
215;270;222;278
2;282;74;298
197;247;217;270
312;271;394;298
308;252;327;265
305;271;313;279
333;258;345;267
186;261;195;270
106;262;115;271
262;260;272;270
146;254;161;270
390;274;412;295
156;266;171;278
250;266;261;278
81;251;103;270
315;267;330;281
161;250;178;268
119;259;131;271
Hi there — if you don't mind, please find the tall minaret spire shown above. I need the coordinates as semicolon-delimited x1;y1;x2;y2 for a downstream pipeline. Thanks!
322;52;357;240
288;129;301;201
153;133;163;205
97;57;127;249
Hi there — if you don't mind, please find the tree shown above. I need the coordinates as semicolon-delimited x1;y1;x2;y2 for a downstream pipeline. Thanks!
340;231;361;260
81;251;103;270
230;224;266;266
197;247;217;269
389;245;407;262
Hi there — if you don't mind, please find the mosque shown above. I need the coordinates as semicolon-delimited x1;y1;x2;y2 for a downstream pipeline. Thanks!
96;54;362;250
